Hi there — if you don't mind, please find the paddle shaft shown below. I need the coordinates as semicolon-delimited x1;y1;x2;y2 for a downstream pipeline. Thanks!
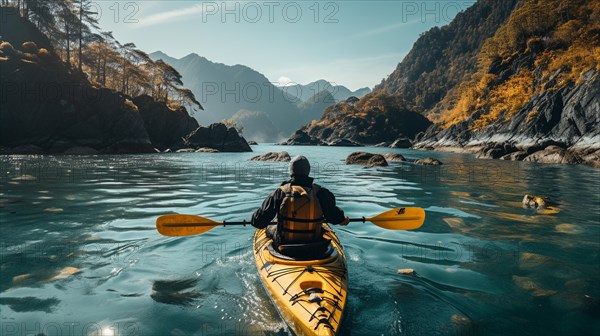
163;216;415;228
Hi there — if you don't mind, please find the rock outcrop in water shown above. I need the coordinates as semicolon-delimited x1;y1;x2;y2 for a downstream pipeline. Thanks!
250;151;291;162
183;123;252;152
345;152;388;167
133;95;200;150
285;92;432;146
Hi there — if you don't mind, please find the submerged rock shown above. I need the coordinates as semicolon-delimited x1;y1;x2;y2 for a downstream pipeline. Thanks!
346;152;388;166
250;151;291;162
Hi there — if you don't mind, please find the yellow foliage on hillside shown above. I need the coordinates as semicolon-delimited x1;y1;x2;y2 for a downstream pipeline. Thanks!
437;0;600;129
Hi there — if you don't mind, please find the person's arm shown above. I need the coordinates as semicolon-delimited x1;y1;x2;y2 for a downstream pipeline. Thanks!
251;189;281;229
317;188;348;225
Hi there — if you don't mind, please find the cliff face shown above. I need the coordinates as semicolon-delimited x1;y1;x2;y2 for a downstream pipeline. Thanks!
0;7;249;154
412;0;600;166
0;49;155;153
293;92;431;145
133;95;200;149
374;0;518;110
419;71;599;148
288;0;599;166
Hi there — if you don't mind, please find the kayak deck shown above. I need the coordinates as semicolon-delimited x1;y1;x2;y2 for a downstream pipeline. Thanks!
253;224;348;336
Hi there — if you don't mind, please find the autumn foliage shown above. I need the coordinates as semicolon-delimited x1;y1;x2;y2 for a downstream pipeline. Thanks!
435;0;600;129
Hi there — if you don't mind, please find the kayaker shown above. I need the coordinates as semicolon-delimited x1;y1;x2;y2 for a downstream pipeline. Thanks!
251;155;349;257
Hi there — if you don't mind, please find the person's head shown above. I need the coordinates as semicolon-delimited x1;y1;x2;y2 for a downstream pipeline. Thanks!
289;155;310;177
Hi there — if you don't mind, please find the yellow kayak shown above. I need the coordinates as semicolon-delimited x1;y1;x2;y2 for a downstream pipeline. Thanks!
253;224;348;336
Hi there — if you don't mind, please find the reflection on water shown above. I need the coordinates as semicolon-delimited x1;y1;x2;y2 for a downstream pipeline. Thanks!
0;145;599;335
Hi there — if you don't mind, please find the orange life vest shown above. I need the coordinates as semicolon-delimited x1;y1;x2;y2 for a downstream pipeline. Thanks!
277;183;324;243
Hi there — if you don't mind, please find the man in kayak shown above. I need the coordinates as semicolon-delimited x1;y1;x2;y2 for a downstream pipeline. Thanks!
252;155;349;257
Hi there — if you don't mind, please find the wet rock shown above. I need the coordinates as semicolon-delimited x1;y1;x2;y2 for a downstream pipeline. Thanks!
63;146;99;155
10;144;45;154
381;152;406;162
326;138;363;147
524;146;583;164
133;94;199;149
555;223;582;234
184;123;252;152
345;152;388;167
500;151;529;161
519;252;551;270
512;275;557;297
476;142;518;159
282;130;323;146
415;157;443;165
247;141;258;145
250;151;291;162
176;148;196;153
195;147;219;153
522;194;548;209
389;138;412;148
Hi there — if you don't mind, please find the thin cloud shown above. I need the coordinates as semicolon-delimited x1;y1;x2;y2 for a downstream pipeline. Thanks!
351;19;421;39
136;4;205;28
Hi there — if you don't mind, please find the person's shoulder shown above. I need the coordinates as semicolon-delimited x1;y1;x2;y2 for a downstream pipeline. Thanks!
315;184;333;195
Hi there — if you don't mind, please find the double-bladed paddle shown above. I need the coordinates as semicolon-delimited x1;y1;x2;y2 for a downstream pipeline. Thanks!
156;207;425;237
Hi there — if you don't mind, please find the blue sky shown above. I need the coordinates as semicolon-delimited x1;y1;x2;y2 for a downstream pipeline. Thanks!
99;1;476;90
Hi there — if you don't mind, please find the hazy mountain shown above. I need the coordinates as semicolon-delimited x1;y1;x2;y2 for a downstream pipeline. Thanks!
149;52;324;141
282;80;371;103
298;90;337;123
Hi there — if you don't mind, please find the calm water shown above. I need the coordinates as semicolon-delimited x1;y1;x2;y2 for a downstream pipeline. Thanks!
1;145;599;336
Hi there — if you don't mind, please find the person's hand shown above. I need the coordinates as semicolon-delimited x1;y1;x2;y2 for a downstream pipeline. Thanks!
340;216;350;226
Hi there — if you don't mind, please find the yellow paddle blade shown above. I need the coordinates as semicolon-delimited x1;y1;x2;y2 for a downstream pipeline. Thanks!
367;207;425;230
156;214;223;236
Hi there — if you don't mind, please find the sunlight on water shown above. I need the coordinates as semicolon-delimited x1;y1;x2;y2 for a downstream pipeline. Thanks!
0;145;599;335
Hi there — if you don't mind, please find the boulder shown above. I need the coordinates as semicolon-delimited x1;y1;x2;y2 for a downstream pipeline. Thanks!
63;146;99;155
133;95;199;149
10;144;45;154
250;151;291;162
346;152;388;167
524;146;582;164
415;157;443;165
476;142;518;159
283;130;323;146
389;138;412;148
195;147;219;153
326;139;362;147
176;148;196;153
183;123;252;152
500;151;529;161
381;152;406;162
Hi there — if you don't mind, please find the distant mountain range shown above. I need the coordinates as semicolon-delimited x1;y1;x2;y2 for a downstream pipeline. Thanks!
280;79;371;103
149;52;369;142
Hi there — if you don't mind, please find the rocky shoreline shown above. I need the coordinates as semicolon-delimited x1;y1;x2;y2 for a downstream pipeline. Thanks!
0;122;252;155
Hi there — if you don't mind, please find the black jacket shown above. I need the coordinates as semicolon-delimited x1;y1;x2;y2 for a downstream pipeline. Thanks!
251;176;345;229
